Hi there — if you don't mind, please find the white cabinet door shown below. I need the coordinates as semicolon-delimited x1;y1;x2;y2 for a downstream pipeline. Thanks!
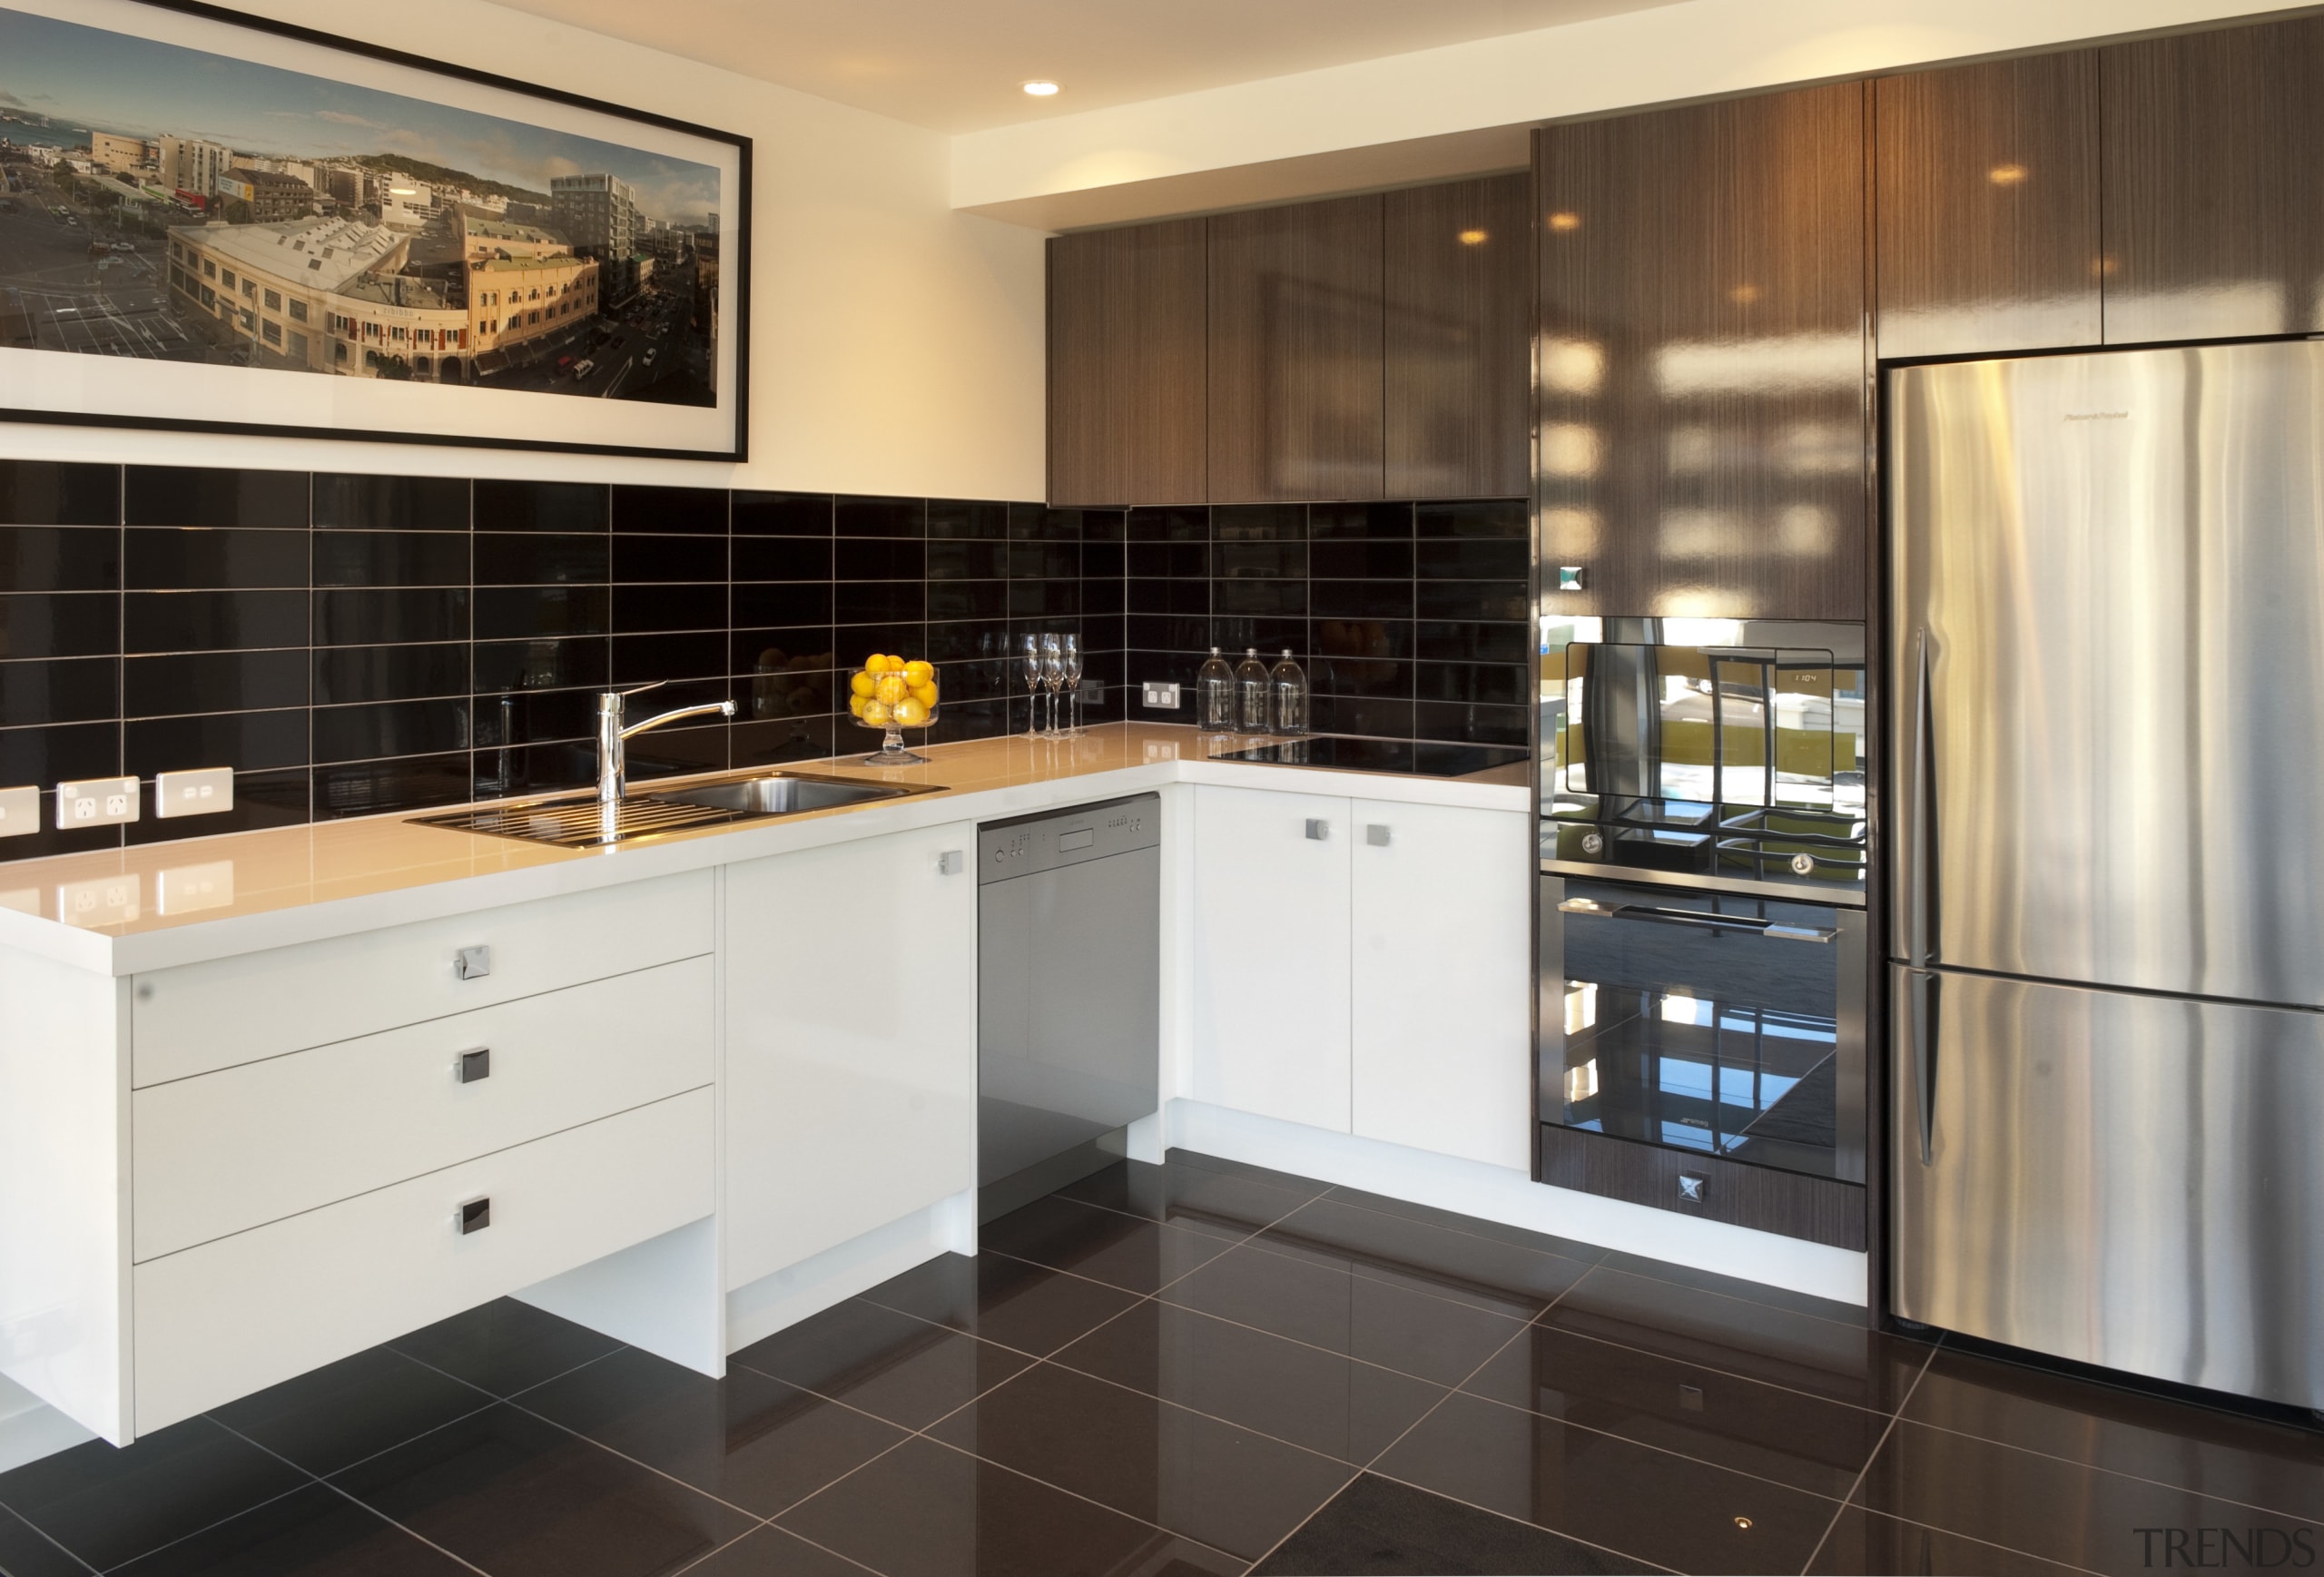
724;821;978;1290
1350;799;1532;1170
1189;785;1352;1132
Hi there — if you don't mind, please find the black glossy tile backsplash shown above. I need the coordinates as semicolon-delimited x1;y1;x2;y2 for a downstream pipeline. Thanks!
1102;497;1531;747
0;460;1095;862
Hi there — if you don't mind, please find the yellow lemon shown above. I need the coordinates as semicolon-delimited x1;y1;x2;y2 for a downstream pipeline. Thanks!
864;654;891;675
903;660;934;686
849;671;876;698
862;699;891;725
848;694;869;717
893;696;930;726
911;683;939;708
875;674;909;705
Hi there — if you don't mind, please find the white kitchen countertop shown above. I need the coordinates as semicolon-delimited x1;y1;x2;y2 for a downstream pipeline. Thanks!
0;724;1528;975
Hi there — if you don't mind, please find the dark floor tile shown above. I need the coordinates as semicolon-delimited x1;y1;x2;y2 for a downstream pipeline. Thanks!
328;1404;753;1577
732;1297;1033;1430
980;1196;1240;1294
0;1416;308;1572
1161;1242;1530;1389
1804;1505;2094;1577
1254;1472;1658;1576
1057;1158;1323;1238
108;1481;470;1577
1374;1391;1835;1575
1592;1249;1870;1327
855;1252;1141;1358
1854;1417;2324;1576
209;1346;493;1477
1256;1198;1590;1320
678;1523;875;1577
1461;1323;1886;1499
778;1436;1240;1577
0;1503;86;1577
927;1365;1350;1561
1323;1186;1609;1266
1900;1345;2324;1525
519;1346;906;1518
1052;1300;1446;1465
386;1297;622;1398
1543;1267;1931;1414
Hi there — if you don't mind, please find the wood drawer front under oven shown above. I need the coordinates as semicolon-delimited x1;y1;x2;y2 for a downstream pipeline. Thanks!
132;1087;714;1434
130;870;713;1087
131;954;714;1263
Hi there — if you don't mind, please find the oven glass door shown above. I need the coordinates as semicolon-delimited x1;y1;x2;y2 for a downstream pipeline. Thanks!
1546;876;1864;1182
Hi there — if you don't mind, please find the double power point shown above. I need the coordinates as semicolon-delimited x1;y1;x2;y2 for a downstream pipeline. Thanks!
29;768;238;835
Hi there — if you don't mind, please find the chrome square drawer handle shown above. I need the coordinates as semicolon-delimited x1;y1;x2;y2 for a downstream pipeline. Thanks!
457;1196;491;1235
454;945;491;981
454;1048;491;1084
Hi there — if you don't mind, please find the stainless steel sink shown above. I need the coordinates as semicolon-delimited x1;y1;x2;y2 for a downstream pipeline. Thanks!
412;769;938;849
654;775;904;815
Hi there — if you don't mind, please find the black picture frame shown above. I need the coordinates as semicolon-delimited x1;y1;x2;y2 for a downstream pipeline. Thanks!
0;0;752;460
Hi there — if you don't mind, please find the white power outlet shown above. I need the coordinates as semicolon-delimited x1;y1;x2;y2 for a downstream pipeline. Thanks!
156;766;234;819
1141;681;1183;709
56;775;140;829
0;784;37;840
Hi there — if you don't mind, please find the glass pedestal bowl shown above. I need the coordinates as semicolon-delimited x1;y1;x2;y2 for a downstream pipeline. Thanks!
850;662;940;766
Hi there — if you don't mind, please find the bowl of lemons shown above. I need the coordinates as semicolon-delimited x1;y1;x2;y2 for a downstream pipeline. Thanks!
849;654;940;764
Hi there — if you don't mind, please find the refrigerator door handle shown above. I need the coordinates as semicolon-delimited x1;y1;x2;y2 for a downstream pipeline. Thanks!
1909;630;1939;967
1906;967;1940;1164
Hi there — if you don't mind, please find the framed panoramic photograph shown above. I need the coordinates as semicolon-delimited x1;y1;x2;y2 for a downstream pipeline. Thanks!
0;0;750;458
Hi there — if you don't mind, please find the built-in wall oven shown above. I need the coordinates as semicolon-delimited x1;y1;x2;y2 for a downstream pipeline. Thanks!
1536;618;1869;1247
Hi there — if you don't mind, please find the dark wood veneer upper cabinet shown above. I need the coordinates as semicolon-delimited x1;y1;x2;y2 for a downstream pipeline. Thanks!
1047;219;1207;508
1384;174;1531;499
1874;54;2102;359
2102;16;2324;345
1208;194;1385;503
1537;84;1867;620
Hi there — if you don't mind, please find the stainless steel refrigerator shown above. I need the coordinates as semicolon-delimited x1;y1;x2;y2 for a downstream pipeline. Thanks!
1889;340;2324;1411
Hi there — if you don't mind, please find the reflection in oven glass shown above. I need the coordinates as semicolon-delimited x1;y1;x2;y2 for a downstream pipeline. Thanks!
1559;981;1843;1179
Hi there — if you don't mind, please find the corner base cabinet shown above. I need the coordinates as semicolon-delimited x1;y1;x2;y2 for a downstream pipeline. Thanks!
1189;784;1531;1170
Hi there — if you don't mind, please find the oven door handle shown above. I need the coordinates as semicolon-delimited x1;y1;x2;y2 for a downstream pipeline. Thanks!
1556;897;1838;943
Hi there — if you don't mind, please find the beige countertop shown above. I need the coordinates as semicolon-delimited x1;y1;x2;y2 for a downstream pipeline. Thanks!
0;724;1529;974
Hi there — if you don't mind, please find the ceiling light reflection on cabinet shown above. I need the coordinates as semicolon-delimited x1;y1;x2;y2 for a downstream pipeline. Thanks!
1541;508;1600;552
1541;338;1604;394
1548;211;1581;232
1541;423;1602;478
1458;228;1489;245
1654;333;1860;395
1988;163;2029;185
1022;80;1060;95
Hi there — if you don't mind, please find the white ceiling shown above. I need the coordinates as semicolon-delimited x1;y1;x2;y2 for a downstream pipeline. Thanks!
487;0;1690;133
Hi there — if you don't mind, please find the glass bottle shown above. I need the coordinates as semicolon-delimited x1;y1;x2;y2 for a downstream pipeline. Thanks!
1268;649;1309;737
1196;647;1236;734
1235;647;1271;734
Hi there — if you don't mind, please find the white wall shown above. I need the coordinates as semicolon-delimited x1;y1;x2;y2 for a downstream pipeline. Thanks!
0;0;1048;499
953;0;2304;225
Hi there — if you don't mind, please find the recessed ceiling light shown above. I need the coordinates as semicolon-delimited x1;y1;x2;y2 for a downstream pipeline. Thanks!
1022;80;1060;96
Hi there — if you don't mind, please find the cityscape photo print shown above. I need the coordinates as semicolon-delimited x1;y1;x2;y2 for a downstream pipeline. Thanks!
0;2;724;406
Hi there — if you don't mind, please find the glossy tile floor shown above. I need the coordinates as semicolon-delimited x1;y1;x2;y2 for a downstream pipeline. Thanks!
4;1151;2320;1576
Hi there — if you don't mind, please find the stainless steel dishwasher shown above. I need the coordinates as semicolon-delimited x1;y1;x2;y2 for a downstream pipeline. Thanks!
977;793;1160;1221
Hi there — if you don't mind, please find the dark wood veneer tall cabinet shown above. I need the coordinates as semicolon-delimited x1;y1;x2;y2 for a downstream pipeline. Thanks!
1537;83;1869;619
1046;219;1207;508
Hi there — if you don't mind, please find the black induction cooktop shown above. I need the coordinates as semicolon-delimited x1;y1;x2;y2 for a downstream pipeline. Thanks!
1215;736;1529;777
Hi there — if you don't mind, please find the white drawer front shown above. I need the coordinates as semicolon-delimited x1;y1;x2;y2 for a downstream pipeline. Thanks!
132;871;712;1086
132;955;714;1263
133;1087;713;1434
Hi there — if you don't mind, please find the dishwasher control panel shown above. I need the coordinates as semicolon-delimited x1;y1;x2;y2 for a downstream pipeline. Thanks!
978;793;1159;882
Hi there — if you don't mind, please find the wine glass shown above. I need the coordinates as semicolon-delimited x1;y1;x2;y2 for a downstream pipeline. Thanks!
1060;634;1085;736
1039;634;1065;740
1019;633;1043;740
